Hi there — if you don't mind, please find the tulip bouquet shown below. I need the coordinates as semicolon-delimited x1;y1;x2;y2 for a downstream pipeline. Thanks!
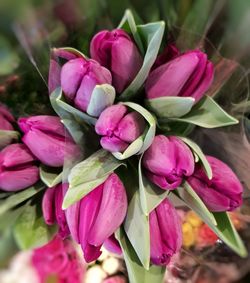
0;9;248;283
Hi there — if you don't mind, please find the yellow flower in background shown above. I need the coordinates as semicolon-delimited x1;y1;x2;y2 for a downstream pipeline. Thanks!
186;211;203;228
182;222;196;248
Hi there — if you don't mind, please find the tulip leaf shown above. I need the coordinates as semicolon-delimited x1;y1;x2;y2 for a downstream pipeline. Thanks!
0;130;19;149
13;204;57;250
0;184;44;216
116;227;166;283
179;137;212;179
63;149;125;208
86;84;116;117
176;183;217;226
124;189;150;269
210;212;247;258
146;96;195;118
119;11;165;100
39;165;62;188
138;155;169;215
170;95;238;128
123;102;156;154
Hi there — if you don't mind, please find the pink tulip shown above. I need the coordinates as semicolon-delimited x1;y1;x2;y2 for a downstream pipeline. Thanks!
146;50;214;102
187;156;243;212
61;57;112;114
142;135;195;190
66;173;127;262
42;183;70;238
150;198;182;265
0;104;14;131
0;143;39;191
95;104;146;153
32;235;85;283
152;44;179;70
18;115;79;167
90;29;143;93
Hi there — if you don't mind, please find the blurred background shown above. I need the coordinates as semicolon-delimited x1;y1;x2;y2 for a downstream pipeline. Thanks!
0;0;250;282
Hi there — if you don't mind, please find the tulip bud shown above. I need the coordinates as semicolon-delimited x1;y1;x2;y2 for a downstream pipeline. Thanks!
42;184;70;238
18;115;79;167
95;104;146;153
187;156;243;212
0;143;39;191
0;104;14;131
146;50;214;102
90;29;143;93
48;48;78;95
66;173;127;263
149;198;182;265
142;135;195;190
61;57;113;115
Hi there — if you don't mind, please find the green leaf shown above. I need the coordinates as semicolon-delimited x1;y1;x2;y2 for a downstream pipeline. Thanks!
118;10;165;100
63;150;125;208
146;96;195;118
0;230;18;267
116;227;165;283
211;212;247;258
0;130;19;149
176;182;217;227
39;165;62;188
112;102;156;160
179;137;212;179
138;155;168;215
13;204;57;250
86;84;116;117
0;184;44;216
170;95;238;128
124;190;150;269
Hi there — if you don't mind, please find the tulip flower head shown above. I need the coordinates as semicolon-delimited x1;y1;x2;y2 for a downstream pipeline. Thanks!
0;143;39;191
146;50;214;102
90;29;143;93
150;198;182;265
42;183;70;238
61;57;113;116
142;135;195;190
18;115;79;167
95;104;146;154
66;173;127;262
187;156;243;212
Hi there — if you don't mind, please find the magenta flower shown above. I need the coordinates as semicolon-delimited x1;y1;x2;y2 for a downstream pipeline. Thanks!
0;104;14;131
42;183;70;238
103;276;127;283
146;50;214;102
0;143;39;191
187;156;243;212
61;57;113;115
66;173;127;262
152;44;179;70
150;198;182;265
95;104;146;153
32;235;85;283
90;29;143;93
142;135;195;190
18;115;79;167
48;48;78;95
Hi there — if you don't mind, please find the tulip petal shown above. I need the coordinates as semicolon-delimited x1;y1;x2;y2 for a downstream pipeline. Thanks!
65;201;81;243
104;234;122;255
100;136;129;153
42;188;56;225
114;112;146;143
88;173;127;246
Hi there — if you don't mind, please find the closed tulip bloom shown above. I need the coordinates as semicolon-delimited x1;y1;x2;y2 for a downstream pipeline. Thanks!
18;115;79;167
95;104;146;153
187;156;243;212
146;50;214;102
0;104;15;131
150;198;182;265
42;184;70;238
90;29;143;93
0;143;39;191
142;135;195;190
61;57;112;114
66;173;127;263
